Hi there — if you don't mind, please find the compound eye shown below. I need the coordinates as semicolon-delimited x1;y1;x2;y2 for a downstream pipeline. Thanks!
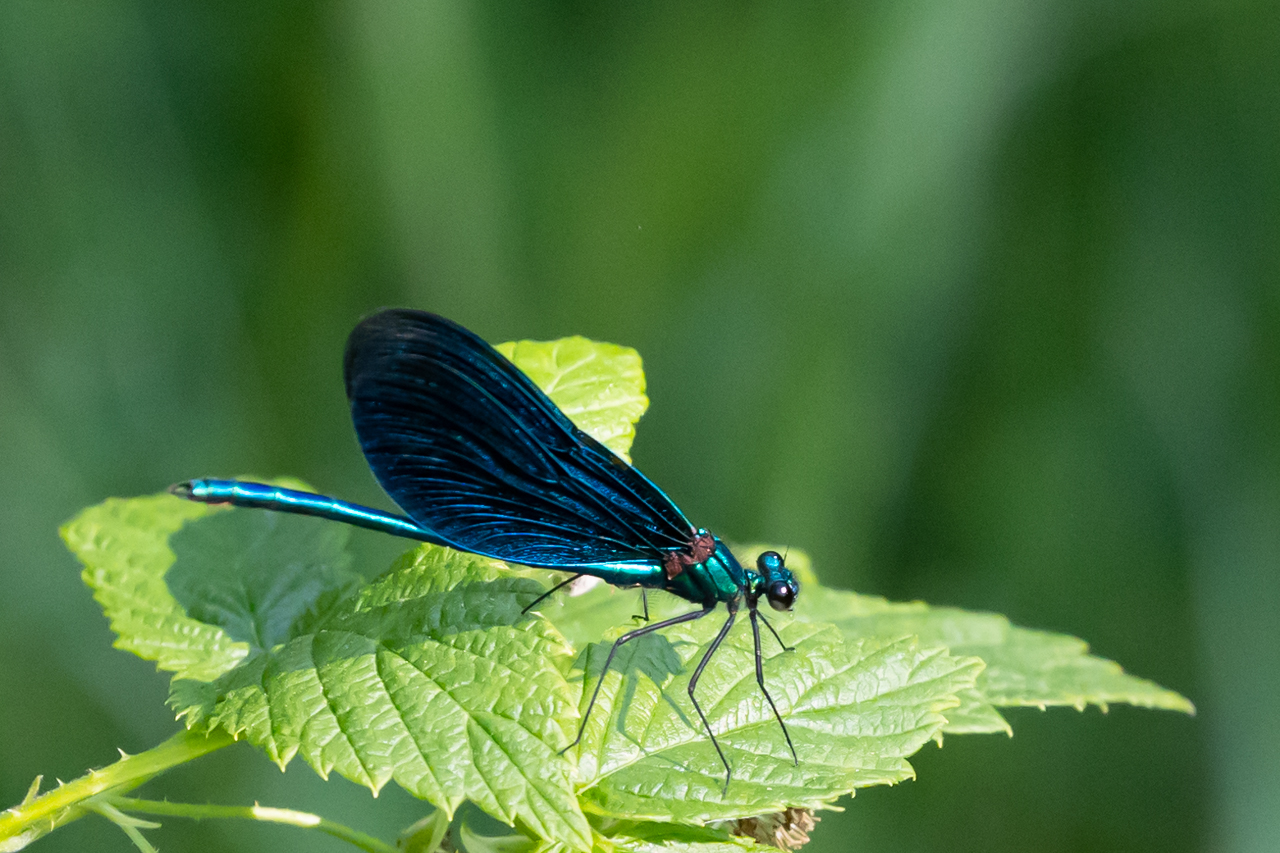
767;581;796;611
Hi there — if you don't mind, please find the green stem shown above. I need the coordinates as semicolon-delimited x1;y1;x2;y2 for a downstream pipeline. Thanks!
104;796;400;853
0;728;233;847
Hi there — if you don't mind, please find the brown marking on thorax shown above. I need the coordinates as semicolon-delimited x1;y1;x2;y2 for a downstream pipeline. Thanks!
663;531;717;580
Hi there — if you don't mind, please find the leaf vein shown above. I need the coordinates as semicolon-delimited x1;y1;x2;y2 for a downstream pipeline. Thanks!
370;648;448;803
309;634;378;788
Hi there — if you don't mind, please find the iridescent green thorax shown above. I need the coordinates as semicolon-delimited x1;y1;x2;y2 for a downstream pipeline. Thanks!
660;541;801;611
663;538;746;605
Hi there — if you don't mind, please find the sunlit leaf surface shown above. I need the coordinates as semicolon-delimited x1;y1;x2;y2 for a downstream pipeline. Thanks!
563;596;982;823
496;336;647;462
61;493;251;682
171;544;591;850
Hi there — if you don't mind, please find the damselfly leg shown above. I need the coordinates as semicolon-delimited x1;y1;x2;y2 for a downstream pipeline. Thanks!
634;588;650;622
686;605;739;791
749;607;798;765
564;606;713;754
521;574;583;615
757;610;795;652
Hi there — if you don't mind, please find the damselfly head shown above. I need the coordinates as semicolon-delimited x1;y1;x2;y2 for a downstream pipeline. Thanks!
756;550;799;611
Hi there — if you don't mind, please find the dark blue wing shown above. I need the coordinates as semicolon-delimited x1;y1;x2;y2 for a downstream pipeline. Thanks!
343;309;694;568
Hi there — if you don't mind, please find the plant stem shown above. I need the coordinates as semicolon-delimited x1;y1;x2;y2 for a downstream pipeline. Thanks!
0;727;233;848
105;796;401;853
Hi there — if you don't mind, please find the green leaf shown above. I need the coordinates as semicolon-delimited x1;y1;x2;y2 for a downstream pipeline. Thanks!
460;822;538;853
496;337;647;462
171;544;593;851
735;545;1195;721
942;689;1012;736
590;819;764;853
398;810;452;853
61;482;361;681
568;601;983;823
467;818;770;853
520;572;652;651
165;507;361;650
958;624;1195;714
60;493;251;682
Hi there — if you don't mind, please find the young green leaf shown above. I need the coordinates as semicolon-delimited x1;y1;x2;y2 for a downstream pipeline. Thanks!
459;821;538;853
567;602;983;823
587;819;766;853
942;689;1013;735
958;623;1195;713
496;337;647;462
808;587;1192;714
61;494;251;682
398;809;452;853
165;507;361;649
171;544;593;852
516;817;774;853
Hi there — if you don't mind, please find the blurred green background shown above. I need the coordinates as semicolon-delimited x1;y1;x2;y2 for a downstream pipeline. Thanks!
1;1;1276;851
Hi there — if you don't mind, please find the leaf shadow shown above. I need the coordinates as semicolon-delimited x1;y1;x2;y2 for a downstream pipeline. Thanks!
574;632;696;737
166;510;360;650
166;510;551;653
332;577;552;645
